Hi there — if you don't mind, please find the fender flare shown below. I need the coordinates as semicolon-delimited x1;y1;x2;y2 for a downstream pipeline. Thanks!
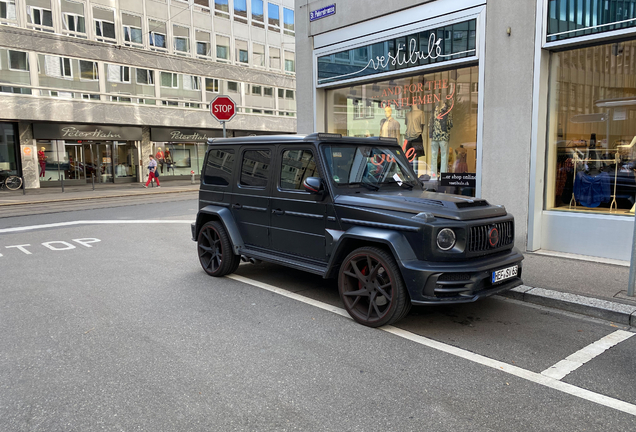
195;205;244;254
325;226;417;277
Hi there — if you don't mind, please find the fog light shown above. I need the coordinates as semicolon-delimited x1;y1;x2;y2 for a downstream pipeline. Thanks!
437;228;456;251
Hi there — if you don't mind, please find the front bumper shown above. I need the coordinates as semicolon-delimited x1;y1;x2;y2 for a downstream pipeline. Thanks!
400;248;524;305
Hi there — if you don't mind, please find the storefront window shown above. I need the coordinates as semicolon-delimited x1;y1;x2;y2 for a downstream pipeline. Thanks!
546;40;636;215
153;143;200;177
325;65;479;196
0;123;18;177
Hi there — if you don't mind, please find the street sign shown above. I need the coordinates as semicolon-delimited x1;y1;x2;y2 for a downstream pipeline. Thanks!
210;95;236;122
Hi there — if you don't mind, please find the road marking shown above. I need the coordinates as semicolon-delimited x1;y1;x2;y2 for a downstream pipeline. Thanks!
227;274;636;417
0;220;193;234
541;330;635;380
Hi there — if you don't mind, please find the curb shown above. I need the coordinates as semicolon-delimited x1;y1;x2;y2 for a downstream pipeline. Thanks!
0;188;198;207
499;285;636;326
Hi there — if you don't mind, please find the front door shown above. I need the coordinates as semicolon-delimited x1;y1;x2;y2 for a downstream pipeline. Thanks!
83;143;114;183
270;147;329;262
231;147;272;250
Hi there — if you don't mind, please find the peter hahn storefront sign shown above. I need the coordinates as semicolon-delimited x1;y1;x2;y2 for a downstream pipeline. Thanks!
150;127;223;142
33;123;143;140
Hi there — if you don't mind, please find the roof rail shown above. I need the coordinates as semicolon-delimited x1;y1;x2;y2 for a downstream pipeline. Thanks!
304;133;343;141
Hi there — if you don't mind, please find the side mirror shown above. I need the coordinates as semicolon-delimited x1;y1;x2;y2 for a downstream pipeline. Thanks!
303;177;325;195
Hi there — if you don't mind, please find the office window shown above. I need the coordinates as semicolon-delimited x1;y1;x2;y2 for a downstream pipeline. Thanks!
194;0;210;8
283;8;294;35
253;43;265;67
183;75;200;91
41;55;72;79
227;81;238;92
7;50;27;70
268;3;279;31
216;35;230;61
214;0;229;18
94;7;115;42
264;87;273;97
173;25;190;54
79;60;98;80
278;88;284;98
107;64;130;83
161;72;178;88
234;0;247;22
196;30;211;57
149;19;167;49
285;90;294;99
251;85;262;95
252;0;263;27
236;40;248;64
269;47;280;70
61;0;85;36
136;68;154;85
284;51;295;73
205;78;219;93
122;13;143;46
0;0;16;22
26;1;53;30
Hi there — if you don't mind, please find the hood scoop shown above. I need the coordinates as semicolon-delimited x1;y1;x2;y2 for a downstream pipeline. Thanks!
455;199;489;208
403;198;445;207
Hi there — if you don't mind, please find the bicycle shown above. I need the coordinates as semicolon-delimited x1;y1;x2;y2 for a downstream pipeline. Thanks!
0;171;23;191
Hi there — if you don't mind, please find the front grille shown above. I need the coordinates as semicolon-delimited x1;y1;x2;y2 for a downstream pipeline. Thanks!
467;221;514;252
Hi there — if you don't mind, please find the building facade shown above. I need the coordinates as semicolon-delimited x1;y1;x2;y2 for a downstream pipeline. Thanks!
295;0;636;263
0;0;296;187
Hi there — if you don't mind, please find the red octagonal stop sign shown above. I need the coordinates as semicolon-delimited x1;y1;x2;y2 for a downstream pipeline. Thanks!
210;95;236;122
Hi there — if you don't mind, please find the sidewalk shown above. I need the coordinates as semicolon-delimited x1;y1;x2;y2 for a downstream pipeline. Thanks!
0;180;199;206
1;182;635;326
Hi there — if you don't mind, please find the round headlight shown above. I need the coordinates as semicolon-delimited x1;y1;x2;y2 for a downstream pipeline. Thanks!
437;228;456;251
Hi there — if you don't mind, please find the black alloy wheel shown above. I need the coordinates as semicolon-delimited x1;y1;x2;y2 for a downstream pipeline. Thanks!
197;221;240;277
338;247;410;327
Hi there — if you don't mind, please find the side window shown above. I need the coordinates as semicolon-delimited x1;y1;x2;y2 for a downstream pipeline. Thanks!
203;149;235;186
280;149;317;190
240;150;271;187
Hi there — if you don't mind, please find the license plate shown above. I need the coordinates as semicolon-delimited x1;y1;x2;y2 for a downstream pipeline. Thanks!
492;265;518;284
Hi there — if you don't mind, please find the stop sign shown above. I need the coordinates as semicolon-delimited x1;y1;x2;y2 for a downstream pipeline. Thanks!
210;95;236;122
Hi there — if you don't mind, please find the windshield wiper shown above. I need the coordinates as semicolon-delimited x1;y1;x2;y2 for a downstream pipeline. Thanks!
360;179;380;191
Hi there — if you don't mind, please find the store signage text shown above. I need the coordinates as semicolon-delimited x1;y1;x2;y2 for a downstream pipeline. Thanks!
61;127;122;139
171;131;210;141
310;4;336;22
0;238;101;257
377;80;455;119
440;173;476;188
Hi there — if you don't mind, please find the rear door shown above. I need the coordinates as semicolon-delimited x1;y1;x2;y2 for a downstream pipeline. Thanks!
230;146;273;250
269;146;330;262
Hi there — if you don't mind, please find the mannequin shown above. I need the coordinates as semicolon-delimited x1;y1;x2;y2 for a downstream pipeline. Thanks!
429;100;453;175
379;106;400;141
454;145;468;173
38;147;47;177
165;149;173;174
405;104;426;172
156;147;165;174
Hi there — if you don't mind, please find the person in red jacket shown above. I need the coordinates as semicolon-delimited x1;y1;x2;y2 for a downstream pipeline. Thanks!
38;147;47;177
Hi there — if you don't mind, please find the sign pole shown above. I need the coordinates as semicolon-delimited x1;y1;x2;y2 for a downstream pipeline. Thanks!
222;121;226;138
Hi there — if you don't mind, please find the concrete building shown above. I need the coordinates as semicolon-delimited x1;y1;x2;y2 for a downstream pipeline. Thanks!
295;0;636;263
0;0;296;187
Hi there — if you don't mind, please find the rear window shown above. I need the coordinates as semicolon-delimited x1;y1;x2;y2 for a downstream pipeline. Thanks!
240;150;271;187
203;149;235;186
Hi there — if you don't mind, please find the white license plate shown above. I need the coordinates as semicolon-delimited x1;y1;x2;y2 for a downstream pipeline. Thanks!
492;265;518;284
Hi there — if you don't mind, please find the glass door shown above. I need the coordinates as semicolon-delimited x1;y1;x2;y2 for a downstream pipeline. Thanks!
114;141;138;182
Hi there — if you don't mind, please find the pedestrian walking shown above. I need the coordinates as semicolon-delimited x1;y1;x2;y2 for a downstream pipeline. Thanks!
144;155;161;188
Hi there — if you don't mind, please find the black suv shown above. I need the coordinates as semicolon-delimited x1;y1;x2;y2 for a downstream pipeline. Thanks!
192;134;523;327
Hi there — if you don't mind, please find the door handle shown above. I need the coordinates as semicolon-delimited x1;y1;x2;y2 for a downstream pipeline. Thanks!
272;209;285;215
232;203;242;209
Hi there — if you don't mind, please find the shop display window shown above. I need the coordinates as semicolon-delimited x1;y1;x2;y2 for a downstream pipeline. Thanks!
325;65;479;196
0;123;18;177
546;40;636;215
153;143;203;177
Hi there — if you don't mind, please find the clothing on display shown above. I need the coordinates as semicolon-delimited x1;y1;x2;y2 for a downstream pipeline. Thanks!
38;148;47;177
379;106;401;140
454;146;468;173
156;148;165;173
429;101;453;142
430;140;449;175
573;171;611;207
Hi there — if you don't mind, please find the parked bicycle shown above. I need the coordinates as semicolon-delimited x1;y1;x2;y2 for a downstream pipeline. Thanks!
0;170;23;191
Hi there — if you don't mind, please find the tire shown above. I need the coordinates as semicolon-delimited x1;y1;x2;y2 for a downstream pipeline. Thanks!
197;221;240;277
5;176;22;191
338;246;410;328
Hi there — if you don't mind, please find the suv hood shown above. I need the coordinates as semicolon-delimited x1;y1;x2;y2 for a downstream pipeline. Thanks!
334;190;508;221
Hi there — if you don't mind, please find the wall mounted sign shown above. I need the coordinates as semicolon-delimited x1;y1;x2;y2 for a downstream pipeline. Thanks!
318;19;477;85
440;172;476;188
310;4;336;22
150;128;223;142
33;123;143;141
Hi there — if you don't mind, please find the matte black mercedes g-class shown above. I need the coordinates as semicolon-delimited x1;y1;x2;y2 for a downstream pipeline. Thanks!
192;133;523;327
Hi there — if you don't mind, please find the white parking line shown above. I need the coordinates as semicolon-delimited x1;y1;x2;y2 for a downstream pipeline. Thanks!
541;330;635;380
0;220;194;234
227;274;636;417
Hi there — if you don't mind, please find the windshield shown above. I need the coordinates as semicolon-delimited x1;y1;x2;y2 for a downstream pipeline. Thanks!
321;144;421;190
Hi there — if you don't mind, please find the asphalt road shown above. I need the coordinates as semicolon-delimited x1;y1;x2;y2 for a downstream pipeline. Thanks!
1;197;635;431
